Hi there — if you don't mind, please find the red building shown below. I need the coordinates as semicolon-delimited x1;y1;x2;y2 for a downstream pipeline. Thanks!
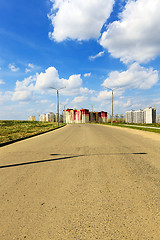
63;109;107;123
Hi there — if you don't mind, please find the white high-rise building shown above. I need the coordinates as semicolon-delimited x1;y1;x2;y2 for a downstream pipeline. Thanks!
39;112;55;122
156;115;160;123
28;116;36;121
125;107;156;124
135;110;144;123
125;110;135;123
144;107;156;123
46;112;55;122
39;114;46;122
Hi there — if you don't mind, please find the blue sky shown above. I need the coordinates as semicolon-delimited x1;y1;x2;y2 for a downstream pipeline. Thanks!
0;0;160;120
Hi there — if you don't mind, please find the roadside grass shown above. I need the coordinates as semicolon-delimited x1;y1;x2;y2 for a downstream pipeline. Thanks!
97;122;160;134
0;120;66;144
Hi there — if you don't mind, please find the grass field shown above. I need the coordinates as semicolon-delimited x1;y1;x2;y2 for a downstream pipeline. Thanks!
100;122;160;134
0;120;66;144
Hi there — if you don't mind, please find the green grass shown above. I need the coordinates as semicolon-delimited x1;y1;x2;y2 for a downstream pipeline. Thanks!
0;120;66;144
97;122;160;134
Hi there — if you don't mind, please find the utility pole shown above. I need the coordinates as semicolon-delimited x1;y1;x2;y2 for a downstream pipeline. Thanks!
50;87;66;126
105;87;119;125
64;105;66;123
57;89;59;125
90;104;94;123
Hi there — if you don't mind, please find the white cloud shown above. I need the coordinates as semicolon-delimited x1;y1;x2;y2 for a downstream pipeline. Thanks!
91;90;112;102
0;91;12;105
48;0;115;42
35;67;84;96
123;100;131;107
60;98;69;107
50;103;56;108
72;96;88;103
12;75;36;102
100;0;160;63
25;68;31;73
39;99;51;104
25;63;37;73
9;64;20;72
62;74;82;94
28;63;35;69
89;51;105;61
12;91;33;102
35;67;60;90
102;63;159;90
84;72;91;77
80;87;95;95
13;66;86;102
15;76;36;91
0;79;5;84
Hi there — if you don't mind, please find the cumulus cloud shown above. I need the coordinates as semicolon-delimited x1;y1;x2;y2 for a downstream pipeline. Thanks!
89;51;105;61
100;0;160;63
102;63;159;90
84;72;91;77
12;66;88;102
25;68;31;73
35;67;84;96
25;63;36;73
62;74;82;94
35;67;60;90
0;91;12;105
60;98;69;107
80;87;95;95
12;91;33;102
91;90;112;102
39;99;51;104
28;63;35;69
48;0;115;42
9;64;20;72
0;79;5;84
123;100;131;108
12;75;36;102
72;96;88;103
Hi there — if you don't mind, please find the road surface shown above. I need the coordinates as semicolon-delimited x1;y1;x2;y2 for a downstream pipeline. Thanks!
0;124;160;239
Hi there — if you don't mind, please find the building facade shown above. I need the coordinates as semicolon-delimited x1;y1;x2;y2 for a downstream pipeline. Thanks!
125;111;134;123
46;112;55;122
156;115;160;123
144;107;156;123
28;116;36;121
39;114;46;122
39;112;55;122
125;107;156;124
63;109;107;124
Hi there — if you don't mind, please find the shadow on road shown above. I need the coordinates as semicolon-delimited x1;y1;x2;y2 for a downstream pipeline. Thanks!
50;153;147;156
0;155;85;169
0;152;147;169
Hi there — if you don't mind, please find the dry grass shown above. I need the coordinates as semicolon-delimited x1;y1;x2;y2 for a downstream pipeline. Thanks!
0;120;65;144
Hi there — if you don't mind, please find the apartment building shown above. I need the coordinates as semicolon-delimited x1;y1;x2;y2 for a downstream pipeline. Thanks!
46;112;55;122
28;116;36;121
39;113;46;122
63;109;107;124
144;107;156;123
135;110;144;123
125;107;156;123
125;110;134;123
39;112;55;122
156;115;160;123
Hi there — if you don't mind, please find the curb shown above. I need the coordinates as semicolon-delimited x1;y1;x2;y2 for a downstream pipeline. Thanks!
0;125;66;148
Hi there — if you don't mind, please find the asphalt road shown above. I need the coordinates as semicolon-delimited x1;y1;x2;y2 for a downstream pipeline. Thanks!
0;124;160;240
